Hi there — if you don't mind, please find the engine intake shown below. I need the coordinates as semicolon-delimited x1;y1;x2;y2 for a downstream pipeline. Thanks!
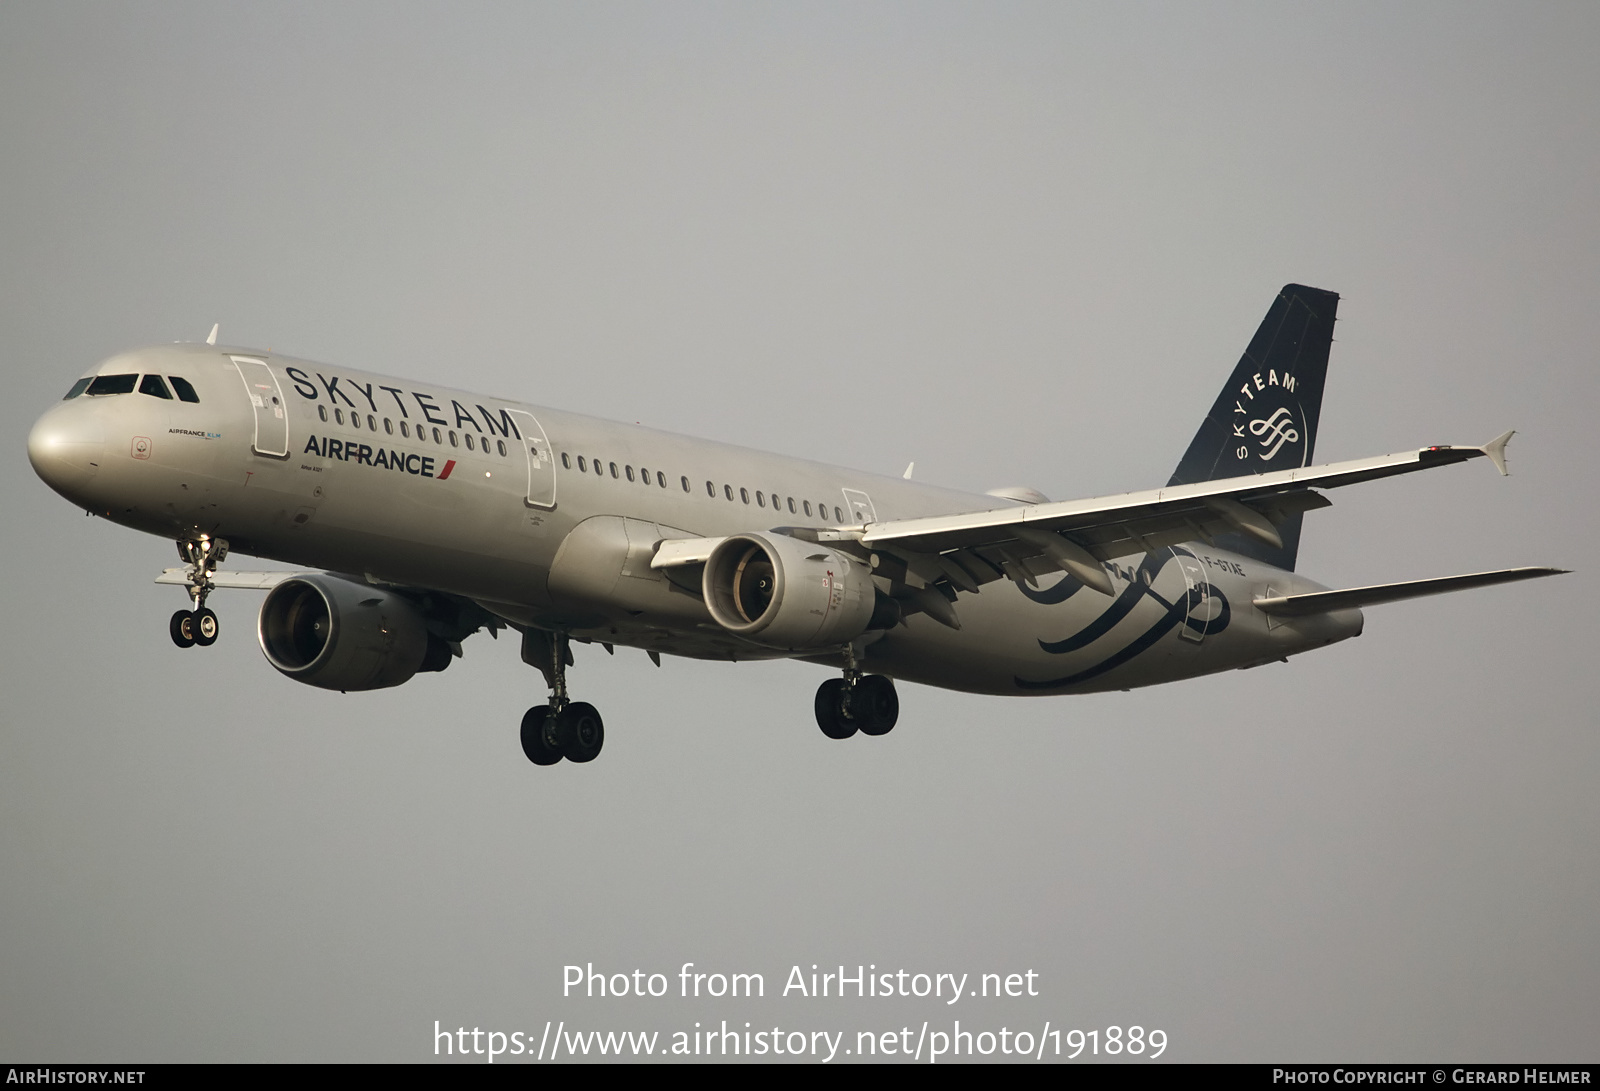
258;574;444;691
703;533;879;650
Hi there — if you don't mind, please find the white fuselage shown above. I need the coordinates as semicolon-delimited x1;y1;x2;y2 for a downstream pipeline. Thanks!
28;342;1363;696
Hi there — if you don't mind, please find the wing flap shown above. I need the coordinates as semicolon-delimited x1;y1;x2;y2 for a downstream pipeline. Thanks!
1252;566;1568;617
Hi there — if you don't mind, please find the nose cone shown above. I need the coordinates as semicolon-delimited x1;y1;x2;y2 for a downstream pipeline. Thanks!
28;402;105;501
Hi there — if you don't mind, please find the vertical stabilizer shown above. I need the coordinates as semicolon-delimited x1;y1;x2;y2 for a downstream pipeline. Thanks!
1167;284;1339;570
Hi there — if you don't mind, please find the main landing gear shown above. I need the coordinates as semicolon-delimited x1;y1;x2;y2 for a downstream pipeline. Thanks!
519;631;605;766
814;656;899;740
169;536;227;650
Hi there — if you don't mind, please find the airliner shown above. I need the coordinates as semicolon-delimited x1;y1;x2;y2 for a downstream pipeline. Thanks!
26;285;1563;765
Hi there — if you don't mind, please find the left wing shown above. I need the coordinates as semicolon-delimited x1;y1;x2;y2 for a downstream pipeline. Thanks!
855;433;1515;596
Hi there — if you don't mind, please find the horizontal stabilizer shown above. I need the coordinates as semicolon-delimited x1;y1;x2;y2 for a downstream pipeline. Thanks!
1252;566;1568;617
156;568;303;589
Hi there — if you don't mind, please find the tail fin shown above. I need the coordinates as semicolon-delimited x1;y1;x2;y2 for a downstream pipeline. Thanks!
1167;284;1339;570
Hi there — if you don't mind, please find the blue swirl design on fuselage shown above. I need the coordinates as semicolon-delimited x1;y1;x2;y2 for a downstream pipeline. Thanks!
1014;550;1231;691
1016;571;1086;605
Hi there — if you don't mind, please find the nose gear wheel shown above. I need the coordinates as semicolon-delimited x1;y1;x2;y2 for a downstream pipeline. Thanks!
168;537;228;649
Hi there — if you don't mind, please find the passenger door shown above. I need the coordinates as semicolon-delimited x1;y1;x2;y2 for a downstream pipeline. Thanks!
230;356;290;459
507;409;556;510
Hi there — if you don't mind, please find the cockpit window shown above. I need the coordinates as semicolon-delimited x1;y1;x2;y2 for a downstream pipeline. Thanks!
62;378;93;400
169;376;200;403
85;374;138;396
138;374;173;400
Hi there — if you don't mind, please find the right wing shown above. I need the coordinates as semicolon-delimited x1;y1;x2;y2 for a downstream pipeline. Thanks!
155;568;303;589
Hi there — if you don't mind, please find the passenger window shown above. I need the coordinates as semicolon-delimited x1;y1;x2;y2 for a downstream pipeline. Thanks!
577;456;586;471
335;408;345;425
169;376;201;403
594;458;603;476
400;421;410;438
449;431;459;447
658;471;667;488
804;500;813;517
787;497;796;514
465;434;475;451
384;418;393;435
706;481;715;497
62;378;93;400
352;413;361;430
756;491;765;508
626;465;635;482
835;506;843;522
138;375;173;399
609;462;619;479
368;415;377;430
86;374;137;396
562;453;571;469
498;440;506;457
318;405;329;422
432;427;442;443
724;484;733;501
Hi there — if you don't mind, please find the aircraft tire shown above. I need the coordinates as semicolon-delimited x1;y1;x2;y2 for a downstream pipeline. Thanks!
520;706;564;765
194;608;219;647
169;610;196;649
853;675;899;736
814;679;857;739
561;702;604;763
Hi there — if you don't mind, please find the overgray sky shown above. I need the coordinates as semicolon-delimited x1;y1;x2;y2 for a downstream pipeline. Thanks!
2;2;1595;1062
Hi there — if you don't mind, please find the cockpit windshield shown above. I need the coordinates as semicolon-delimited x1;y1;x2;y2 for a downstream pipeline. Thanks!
67;373;201;402
139;374;173;399
85;374;138;396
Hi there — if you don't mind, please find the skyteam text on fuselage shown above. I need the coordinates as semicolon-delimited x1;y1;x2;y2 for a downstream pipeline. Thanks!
27;286;1565;765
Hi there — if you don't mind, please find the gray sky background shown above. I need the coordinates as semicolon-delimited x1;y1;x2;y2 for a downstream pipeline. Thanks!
2;2;1595;1063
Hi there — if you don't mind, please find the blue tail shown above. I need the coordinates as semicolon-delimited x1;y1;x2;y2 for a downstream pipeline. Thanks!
1168;284;1339;570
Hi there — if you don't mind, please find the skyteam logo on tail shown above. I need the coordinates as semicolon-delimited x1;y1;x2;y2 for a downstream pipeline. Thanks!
1250;407;1299;459
1232;369;1306;467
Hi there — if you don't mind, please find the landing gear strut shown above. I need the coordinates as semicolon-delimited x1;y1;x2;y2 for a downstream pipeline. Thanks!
814;648;899;739
519;631;606;766
169;537;227;649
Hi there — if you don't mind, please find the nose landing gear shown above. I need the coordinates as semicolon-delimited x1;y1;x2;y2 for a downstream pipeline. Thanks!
168;537;227;649
168;606;219;649
518;631;606;766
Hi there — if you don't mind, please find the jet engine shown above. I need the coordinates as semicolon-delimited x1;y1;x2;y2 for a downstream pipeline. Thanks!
702;533;889;650
257;574;450;691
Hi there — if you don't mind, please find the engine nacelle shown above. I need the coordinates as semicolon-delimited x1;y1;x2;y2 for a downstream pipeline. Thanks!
257;574;441;691
702;533;879;651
